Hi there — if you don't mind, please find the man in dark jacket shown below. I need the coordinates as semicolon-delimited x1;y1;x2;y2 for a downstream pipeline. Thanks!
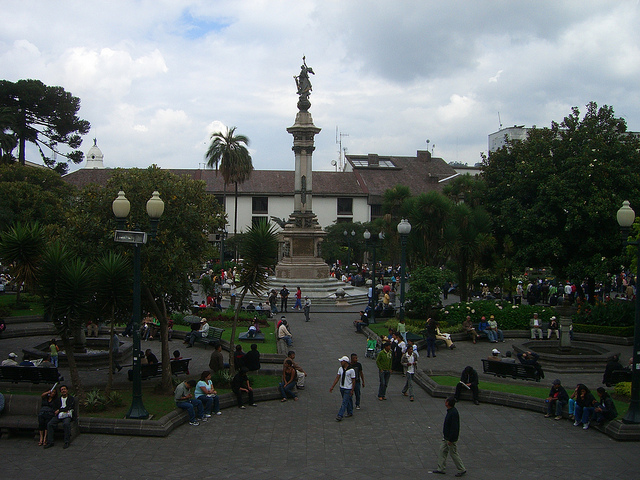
545;379;569;419
243;344;261;372
517;350;544;379
454;366;479;405
44;385;75;449
431;396;466;476
231;367;257;409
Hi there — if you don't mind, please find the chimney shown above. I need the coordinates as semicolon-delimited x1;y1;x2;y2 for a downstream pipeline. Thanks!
417;150;431;162
367;154;379;166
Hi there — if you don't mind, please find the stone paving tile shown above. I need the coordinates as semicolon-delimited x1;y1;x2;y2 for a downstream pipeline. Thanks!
2;304;639;479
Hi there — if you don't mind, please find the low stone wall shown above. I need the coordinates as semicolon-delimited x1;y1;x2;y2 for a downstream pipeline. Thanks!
413;371;640;441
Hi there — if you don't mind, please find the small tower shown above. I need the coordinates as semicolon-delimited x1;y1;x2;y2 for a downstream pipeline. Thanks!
84;138;104;169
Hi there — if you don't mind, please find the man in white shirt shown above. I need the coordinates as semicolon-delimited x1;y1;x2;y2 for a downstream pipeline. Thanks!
530;313;543;340
329;356;356;421
187;318;210;347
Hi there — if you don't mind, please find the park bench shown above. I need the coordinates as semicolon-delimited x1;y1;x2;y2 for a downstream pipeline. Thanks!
194;327;225;348
0;393;79;440
608;369;632;385
481;358;541;382
0;366;62;384
127;358;191;381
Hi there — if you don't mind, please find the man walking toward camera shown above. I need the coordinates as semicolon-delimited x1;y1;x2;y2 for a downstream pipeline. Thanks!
430;396;466;477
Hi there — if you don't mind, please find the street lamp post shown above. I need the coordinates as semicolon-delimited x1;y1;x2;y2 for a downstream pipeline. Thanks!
343;229;355;275
616;200;640;424
364;229;384;324
112;189;164;420
397;219;412;322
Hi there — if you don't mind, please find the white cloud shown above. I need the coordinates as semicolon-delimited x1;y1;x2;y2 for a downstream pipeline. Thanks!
1;0;639;171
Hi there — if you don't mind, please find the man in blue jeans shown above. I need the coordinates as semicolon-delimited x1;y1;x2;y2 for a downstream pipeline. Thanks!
329;356;356;421
175;379;205;426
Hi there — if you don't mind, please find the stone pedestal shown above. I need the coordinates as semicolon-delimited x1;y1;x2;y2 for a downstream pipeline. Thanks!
555;303;576;349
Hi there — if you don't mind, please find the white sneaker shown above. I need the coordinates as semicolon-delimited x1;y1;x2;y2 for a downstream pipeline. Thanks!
189;421;200;426
205;414;212;418
216;411;222;415
583;423;589;430
573;421;581;427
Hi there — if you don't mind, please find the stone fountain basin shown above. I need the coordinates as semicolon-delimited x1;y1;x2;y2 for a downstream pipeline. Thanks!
24;338;132;369
512;340;611;373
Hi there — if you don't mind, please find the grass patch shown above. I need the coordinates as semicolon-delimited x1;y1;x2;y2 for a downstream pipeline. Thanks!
173;321;278;354
431;375;630;420
0;293;45;317
367;323;391;338
84;375;281;419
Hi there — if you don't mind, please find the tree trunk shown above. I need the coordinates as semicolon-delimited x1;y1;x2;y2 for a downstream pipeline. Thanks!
105;305;115;395
144;286;173;394
61;332;85;401
19;133;25;166
228;289;247;375
234;181;239;262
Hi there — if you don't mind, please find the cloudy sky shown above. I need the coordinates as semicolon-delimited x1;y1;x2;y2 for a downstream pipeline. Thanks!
2;1;640;173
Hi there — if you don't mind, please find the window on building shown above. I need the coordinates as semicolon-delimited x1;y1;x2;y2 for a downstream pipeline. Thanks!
337;197;353;215
370;204;383;220
336;217;353;224
214;195;225;209
252;196;268;214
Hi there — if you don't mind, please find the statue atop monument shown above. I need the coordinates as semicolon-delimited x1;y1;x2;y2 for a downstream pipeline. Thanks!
294;56;314;111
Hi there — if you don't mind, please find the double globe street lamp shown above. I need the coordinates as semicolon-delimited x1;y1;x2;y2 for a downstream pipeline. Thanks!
397;219;412;322
363;229;384;324
112;189;164;420
343;229;355;275
616;200;640;424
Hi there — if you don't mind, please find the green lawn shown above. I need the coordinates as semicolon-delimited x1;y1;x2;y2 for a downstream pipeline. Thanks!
0;293;45;316
174;320;278;353
431;375;629;419
86;375;281;419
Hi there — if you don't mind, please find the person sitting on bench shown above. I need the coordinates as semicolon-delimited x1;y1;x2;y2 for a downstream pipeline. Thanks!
186;318;210;347
44;385;75;449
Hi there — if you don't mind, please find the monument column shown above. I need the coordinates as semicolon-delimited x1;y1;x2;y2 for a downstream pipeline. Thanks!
274;58;330;279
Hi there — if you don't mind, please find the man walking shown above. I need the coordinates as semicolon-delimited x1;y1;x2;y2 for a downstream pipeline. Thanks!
329;356;356;421
376;342;392;401
431;396;466;477
350;353;365;410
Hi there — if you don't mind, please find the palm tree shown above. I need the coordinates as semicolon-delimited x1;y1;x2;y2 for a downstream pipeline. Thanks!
205;126;253;258
229;220;278;373
0;222;45;303
95;252;131;394
40;242;95;400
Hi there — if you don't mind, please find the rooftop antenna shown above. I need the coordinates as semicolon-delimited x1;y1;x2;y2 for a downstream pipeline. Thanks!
498;111;503;130
336;127;349;171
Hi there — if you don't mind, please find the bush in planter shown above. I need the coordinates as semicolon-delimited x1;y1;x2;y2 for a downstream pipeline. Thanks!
84;389;107;412
573;300;634;327
614;381;631;398
572;323;634;337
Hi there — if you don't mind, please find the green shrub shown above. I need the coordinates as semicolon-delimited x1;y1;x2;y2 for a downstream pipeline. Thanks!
439;300;554;329
573;324;634;336
0;305;10;318
573;300;634;327
614;382;631;398
84;389;107;412
107;390;124;407
405;266;446;316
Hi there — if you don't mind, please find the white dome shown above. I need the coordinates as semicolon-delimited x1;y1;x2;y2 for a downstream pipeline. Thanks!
85;139;104;169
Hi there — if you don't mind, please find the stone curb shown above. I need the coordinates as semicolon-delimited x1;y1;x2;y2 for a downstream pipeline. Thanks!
413;371;640;441
78;386;282;437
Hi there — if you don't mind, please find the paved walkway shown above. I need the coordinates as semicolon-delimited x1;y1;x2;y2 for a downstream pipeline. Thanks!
1;305;638;479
